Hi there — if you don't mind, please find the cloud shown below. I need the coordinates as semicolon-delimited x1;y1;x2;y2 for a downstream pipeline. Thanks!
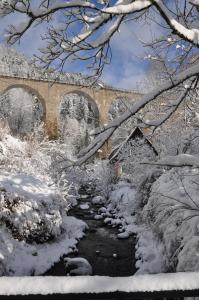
102;60;148;91
101;17;164;90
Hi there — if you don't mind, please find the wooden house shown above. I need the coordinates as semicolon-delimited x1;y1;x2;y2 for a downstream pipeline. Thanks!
108;127;158;176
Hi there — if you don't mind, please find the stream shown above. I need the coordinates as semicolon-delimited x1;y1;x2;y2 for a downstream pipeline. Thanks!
45;193;137;277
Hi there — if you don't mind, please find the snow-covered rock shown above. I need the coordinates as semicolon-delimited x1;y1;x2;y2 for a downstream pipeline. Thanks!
104;217;112;224
94;214;103;220
79;203;90;210
64;257;92;275
117;232;130;239
92;195;105;205
79;195;89;199
98;207;107;213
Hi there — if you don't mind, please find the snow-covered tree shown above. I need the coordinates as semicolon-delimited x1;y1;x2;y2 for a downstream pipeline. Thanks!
0;88;44;136
1;0;199;165
108;96;138;147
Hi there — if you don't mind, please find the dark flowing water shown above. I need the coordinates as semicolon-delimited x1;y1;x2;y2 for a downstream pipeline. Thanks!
45;195;137;276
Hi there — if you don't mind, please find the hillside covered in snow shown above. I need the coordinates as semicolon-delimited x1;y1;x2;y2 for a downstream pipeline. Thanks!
0;45;105;88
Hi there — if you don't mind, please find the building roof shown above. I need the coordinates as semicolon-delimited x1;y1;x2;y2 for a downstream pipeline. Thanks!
109;127;158;162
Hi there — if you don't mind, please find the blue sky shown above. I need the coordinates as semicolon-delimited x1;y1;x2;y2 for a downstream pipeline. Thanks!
0;9;160;91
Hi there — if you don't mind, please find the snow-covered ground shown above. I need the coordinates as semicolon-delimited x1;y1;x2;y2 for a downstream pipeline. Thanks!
0;127;88;276
0;215;87;276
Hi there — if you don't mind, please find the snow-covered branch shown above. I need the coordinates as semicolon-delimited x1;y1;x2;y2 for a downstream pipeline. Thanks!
102;0;151;14
142;154;199;168
3;0;199;76
73;64;199;166
152;0;199;46
189;0;199;8
140;78;196;129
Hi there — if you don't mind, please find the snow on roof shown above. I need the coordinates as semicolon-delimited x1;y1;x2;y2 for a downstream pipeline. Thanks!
109;127;158;162
0;45;136;93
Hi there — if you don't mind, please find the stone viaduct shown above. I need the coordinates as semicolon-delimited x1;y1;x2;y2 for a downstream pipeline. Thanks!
0;73;141;139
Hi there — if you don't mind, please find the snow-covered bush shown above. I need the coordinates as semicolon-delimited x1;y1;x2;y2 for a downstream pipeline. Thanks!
153;124;199;157
90;160;116;198
141;167;199;272
62;159;116;199
135;226;166;274
0;122;68;185
0;172;67;244
135;167;163;208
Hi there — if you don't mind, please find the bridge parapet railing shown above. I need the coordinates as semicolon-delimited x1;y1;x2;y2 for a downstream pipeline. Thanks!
0;63;137;94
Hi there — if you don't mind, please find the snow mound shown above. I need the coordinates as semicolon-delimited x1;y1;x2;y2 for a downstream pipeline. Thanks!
64;257;92;275
0;216;87;276
0;171;67;244
0;126;88;276
135;227;166;274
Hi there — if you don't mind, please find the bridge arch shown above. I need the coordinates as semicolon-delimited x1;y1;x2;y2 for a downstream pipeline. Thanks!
0;84;46;135
2;84;46;118
58;90;99;158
